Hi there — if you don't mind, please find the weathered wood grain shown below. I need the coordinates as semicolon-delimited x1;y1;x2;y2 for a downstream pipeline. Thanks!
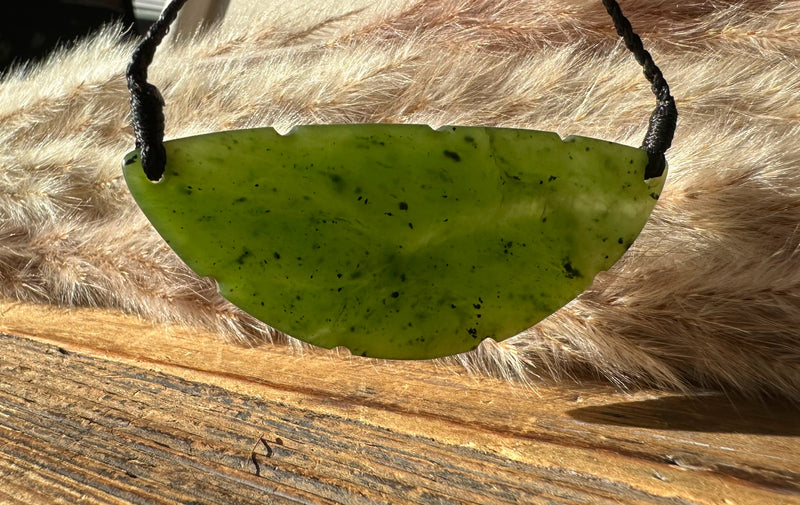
1;300;799;504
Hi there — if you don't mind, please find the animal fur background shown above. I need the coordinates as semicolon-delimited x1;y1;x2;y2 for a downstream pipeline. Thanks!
1;0;798;398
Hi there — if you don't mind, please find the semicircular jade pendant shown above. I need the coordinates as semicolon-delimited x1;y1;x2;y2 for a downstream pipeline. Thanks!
123;124;666;359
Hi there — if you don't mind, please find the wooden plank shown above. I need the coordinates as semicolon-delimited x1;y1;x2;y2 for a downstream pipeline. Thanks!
0;300;799;504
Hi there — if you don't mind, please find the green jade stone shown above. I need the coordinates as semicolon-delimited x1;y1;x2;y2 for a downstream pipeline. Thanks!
124;124;666;359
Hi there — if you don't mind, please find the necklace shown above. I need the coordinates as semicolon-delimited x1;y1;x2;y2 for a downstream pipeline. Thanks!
124;0;676;359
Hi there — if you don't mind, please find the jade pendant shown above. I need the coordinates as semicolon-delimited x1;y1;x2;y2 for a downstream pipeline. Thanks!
123;124;666;359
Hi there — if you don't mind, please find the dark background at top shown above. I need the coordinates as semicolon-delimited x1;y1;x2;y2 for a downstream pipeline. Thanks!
0;0;143;74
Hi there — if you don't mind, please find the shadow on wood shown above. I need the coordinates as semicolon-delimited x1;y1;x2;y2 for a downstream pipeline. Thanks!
569;395;800;436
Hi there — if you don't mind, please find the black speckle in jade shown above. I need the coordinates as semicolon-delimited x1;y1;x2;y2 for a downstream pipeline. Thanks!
236;249;251;265
443;150;461;162
328;173;345;192
562;260;582;279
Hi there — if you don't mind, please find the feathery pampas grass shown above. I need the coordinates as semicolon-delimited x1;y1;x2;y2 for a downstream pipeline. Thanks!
1;0;798;398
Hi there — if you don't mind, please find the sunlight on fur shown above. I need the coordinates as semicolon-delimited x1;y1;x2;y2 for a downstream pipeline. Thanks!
1;0;798;398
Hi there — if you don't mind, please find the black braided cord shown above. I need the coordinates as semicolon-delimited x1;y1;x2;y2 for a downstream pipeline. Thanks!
127;0;677;182
602;0;677;179
126;0;190;181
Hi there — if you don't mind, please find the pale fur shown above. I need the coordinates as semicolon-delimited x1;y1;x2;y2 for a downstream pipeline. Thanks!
1;0;799;398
